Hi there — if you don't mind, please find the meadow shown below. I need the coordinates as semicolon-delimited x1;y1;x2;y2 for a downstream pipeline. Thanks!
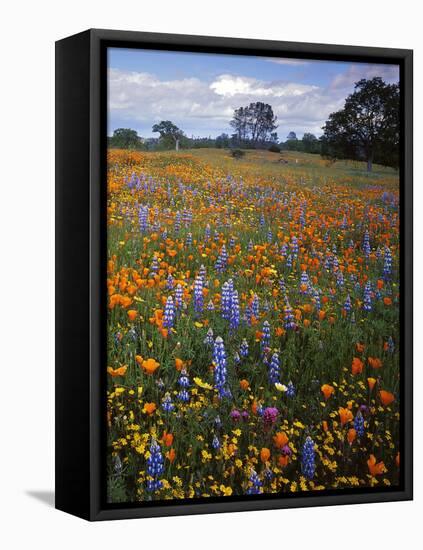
106;148;400;503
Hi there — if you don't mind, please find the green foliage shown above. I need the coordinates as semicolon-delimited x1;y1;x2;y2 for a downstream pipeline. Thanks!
268;143;281;153
109;128;142;149
230;102;278;144
322;77;400;171
230;148;245;159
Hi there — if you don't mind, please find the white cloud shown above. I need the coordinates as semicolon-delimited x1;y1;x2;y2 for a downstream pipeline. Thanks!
210;74;318;98
330;63;399;90
108;64;398;139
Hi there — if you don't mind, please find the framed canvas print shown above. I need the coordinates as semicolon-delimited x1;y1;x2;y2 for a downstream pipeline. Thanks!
55;29;413;521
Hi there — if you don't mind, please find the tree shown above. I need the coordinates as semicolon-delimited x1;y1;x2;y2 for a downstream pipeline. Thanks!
321;77;399;171
215;133;230;148
302;133;319;154
286;131;297;140
110;128;141;149
152;121;184;151
230;102;278;145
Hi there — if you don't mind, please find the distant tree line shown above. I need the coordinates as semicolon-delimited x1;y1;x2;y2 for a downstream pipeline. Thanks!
108;78;399;172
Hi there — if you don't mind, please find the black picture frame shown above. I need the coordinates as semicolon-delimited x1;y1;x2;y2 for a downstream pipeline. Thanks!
55;28;413;521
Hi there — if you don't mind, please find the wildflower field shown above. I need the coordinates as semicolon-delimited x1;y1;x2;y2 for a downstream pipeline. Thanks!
106;148;400;503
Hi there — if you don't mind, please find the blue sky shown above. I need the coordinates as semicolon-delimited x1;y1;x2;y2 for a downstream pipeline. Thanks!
108;47;399;139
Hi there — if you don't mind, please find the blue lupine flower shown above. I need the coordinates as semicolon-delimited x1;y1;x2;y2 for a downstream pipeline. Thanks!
363;230;371;258
221;280;233;320
247;239;254;252
177;369;190;402
230;290;240;330
313;288;321;311
213;336;231;399
387;336;395;353
301;436;316;480
194;275;204;313
383;247;392;280
291;236;298;258
204;224;211;241
300;271;309;293
139;205;149;232
212;435;221;449
279;277;286;293
150;255;159;274
286;381;296;397
174;211;181;233
163;296;175;329
185;232;192;247
268;352;280;385
261;321;271;354
344;294;352;313
199;264;207;282
363;281;372;311
146;439;164;491
247;469;263;495
284;300;295;330
267;229;273;243
215;245;228;272
336;270;344;287
204;328;214;346
251;294;259;318
162;392;175;412
286;254;292;269
240;339;249;358
354;410;365;437
166;274;174;290
175;284;183;309
207;300;215;311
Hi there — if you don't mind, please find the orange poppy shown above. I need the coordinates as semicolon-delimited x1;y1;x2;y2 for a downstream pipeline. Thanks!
127;309;137;321
162;431;174;447
379;390;395;407
339;407;353;426
143;402;156;415
175;357;184;371
368;357;383;369
367;454;387;476
396;452;400;467
347;428;357;445
260;447;271;463
367;377;377;391
166;448;176;463
322;420;328;432
351;357;364;375
107;365;127;377
142;358;160;375
321;384;335;400
278;455;289;467
273;431;289;449
239;379;250;390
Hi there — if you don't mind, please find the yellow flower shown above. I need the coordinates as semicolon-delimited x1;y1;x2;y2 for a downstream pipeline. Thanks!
193;377;213;390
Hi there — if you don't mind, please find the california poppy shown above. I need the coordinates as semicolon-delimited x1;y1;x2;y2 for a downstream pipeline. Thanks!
367;377;377;391
351;357;364;375
321;384;335;400
142;358;160;375
273;431;289;449
367;454;387;476
368;356;383;369
107;365;127;377
260;447;271;463
347;428;357;445
379;390;395;407
143;402;156;415
339;407;353;426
